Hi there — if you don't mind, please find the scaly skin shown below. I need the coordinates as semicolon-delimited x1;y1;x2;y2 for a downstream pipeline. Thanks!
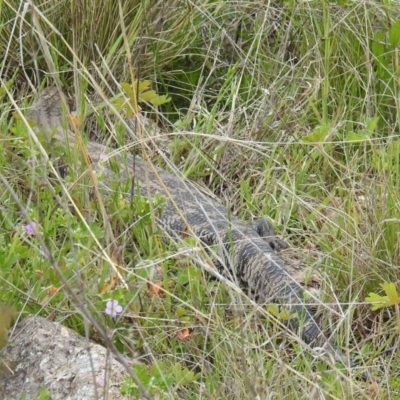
27;87;369;379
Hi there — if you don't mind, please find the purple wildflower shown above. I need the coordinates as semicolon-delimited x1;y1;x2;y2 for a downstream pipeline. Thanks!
105;300;122;318
97;374;105;388
97;154;108;173
23;221;37;236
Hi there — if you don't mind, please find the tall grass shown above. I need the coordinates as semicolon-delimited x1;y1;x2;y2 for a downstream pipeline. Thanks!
1;0;400;398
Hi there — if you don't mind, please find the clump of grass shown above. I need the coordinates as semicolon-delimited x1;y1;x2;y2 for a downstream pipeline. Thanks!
1;0;400;398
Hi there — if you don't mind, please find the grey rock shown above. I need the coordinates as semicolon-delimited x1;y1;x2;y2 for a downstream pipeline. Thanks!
0;316;134;400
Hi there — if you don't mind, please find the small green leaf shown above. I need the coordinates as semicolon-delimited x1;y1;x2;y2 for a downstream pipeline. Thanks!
139;90;158;102
365;292;386;311
119;82;139;117
279;308;297;321
150;95;171;106
366;282;400;311
267;304;280;317
267;304;297;320
36;388;51;400
389;20;400;48
371;31;386;59
301;124;330;143
109;97;127;113
0;79;14;102
345;130;371;142
174;118;192;128
0;305;17;350
138;80;152;92
120;82;134;97
365;117;379;133
175;307;187;317
169;362;199;386
382;282;400;304
88;223;105;239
